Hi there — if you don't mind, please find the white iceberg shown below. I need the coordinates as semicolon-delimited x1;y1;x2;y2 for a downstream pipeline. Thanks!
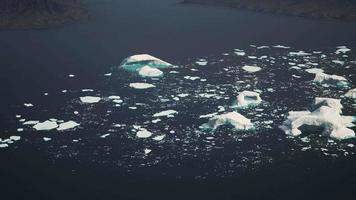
153;110;178;118
120;54;172;71
136;128;153;138
129;83;156;89
242;65;261;73
137;66;163;77
33;120;59;131
57;121;80;131
201;112;254;131
345;88;356;99
80;96;101;104
237;91;262;107
313;72;348;86
280;97;356;140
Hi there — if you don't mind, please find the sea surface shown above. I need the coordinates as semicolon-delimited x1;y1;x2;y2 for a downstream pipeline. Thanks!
0;0;356;199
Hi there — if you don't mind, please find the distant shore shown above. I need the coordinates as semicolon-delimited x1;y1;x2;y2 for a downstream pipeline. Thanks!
182;0;356;21
0;0;87;29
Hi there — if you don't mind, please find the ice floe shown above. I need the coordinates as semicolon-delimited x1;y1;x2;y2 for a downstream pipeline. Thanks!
236;91;262;107
242;65;261;73
57;121;80;131
280;97;356;140
80;96;101;104
137;66;163;77
201;112;254;131
120;54;172;71
129;83;156;89
153;110;178;118
305;68;324;74
136;128;153;138
313;72;348;86
345;88;356;99
33;120;58;131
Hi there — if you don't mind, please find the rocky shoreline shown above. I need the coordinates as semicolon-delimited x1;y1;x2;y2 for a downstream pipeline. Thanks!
182;0;356;21
0;0;87;28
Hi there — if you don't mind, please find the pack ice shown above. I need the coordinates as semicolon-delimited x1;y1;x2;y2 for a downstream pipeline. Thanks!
237;91;262;107
120;54;172;71
280;97;356;140
201;112;254;131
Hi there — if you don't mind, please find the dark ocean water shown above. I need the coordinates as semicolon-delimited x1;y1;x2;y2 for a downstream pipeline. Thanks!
1;0;356;199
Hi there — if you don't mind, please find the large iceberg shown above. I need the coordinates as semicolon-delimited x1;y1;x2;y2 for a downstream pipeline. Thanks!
313;72;348;87
201;112;254;131
120;54;172;72
345;88;356;99
280;97;355;140
236;91;262;107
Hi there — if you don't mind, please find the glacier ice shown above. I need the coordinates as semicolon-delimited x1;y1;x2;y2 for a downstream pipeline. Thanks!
129;83;156;89
237;91;262;107
137;66;163;77
120;54;172;71
201;112;254;131
280;97;356;140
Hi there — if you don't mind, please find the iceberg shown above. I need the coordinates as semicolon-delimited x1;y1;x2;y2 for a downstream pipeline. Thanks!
345;88;356;99
153;110;178;118
280;97;355;140
57;121;80;131
136;128;153;138
129;83;156;89
137;66;163;77
313;72;348;86
201;112;254;131
80;96;101;104
237;91;262;107
33;120;59;131
242;65;261;73
120;54;172;72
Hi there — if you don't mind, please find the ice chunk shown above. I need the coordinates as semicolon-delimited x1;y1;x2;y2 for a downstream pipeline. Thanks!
100;134;110;138
242;65;261;73
305;68;324;74
152;135;165;141
24;103;34;107
196;59;208;66
335;46;351;54
201;112;254;131
313;72;348;86
129;83;156;89
23;120;39;125
43;137;52;142
137;66;163;77
153;110;178;118
345;88;356;99
273;45;291;49
0;144;8;148
120;54;172;71
144;148;152;155
136;128;153;138
237;91;262;107
80;96;101;104
280;98;355;140
10;136;21;141
33;120;58;131
57;121;80;131
289;51;311;56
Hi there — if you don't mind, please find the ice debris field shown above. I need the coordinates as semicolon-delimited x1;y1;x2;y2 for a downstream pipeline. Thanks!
1;45;356;178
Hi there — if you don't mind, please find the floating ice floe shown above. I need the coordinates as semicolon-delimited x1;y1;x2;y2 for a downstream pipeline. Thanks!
313;72;348;86
280;97;356;140
201;112;254;131
129;83;156;89
80;96;101;104
24;103;34;107
136;128;153;138
153;110;178;118
288;51;311;56
335;46;351;54
196;59;208;66
120;54;172;71
242;65;261;73
152;135;165;141
236;91;262;107
57;121;80;131
305;68;324;74
184;76;200;81
273;45;291;49
137;66;163;77
144;148;152;155
345;88;356;99
0;144;8;148
33;120;58;131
